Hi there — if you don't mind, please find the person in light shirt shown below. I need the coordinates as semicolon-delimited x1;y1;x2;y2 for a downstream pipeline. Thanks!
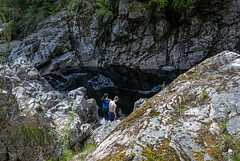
108;96;119;121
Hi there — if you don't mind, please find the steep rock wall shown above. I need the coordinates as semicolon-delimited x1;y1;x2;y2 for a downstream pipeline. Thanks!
10;0;240;75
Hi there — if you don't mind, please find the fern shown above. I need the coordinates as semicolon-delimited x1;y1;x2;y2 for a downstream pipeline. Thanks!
96;0;114;19
172;0;197;9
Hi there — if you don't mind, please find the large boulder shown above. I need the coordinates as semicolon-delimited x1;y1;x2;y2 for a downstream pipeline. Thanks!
9;0;240;75
46;86;99;147
86;51;240;160
0;55;99;160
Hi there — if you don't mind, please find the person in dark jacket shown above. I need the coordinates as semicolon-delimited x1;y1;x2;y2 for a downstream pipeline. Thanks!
101;93;111;121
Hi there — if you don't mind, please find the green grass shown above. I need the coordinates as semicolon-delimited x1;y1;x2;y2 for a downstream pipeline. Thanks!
75;144;96;161
177;108;187;112
46;144;96;161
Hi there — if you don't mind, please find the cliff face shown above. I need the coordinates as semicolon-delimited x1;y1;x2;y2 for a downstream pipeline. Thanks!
10;0;240;75
86;51;240;160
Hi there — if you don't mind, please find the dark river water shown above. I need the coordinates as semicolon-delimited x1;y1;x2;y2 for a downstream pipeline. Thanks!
44;66;184;118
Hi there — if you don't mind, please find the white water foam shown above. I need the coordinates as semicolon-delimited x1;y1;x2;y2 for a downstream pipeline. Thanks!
88;74;115;90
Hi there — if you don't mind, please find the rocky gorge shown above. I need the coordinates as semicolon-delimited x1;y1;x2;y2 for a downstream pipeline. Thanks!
0;0;240;160
9;0;240;75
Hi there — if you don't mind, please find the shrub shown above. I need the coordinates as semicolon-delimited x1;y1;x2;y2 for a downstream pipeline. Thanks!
150;0;197;9
0;14;11;58
96;0;114;19
0;0;62;39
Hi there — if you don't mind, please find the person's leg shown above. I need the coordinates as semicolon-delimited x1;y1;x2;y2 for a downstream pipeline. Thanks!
104;109;108;121
108;111;114;121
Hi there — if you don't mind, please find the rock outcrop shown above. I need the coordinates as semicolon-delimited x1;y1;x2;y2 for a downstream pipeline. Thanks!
9;0;240;75
0;41;21;54
86;120;122;145
86;51;240;160
0;56;99;160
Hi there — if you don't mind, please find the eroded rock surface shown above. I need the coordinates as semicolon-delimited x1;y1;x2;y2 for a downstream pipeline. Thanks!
86;51;240;161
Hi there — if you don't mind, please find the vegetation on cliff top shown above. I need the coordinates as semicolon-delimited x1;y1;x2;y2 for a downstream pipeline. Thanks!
0;0;198;40
0;0;61;39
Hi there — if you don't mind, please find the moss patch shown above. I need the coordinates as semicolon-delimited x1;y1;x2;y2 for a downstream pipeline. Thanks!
114;99;156;132
191;150;205;160
98;151;135;161
71;144;96;161
195;122;240;161
142;138;190;161
148;109;161;117
196;89;211;105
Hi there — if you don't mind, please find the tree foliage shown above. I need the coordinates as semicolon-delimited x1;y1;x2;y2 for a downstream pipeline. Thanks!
96;0;114;19
150;0;197;9
0;0;62;39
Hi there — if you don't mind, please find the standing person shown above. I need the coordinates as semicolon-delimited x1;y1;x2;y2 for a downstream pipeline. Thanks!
101;93;111;121
108;96;119;121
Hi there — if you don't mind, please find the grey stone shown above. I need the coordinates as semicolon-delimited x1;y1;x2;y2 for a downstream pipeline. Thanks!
227;116;240;136
155;17;169;38
133;98;146;111
87;120;121;145
128;1;149;20
204;153;212;161
68;87;86;99
209;122;221;135
27;70;40;80
111;19;129;42
0;41;21;54
0;45;99;160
